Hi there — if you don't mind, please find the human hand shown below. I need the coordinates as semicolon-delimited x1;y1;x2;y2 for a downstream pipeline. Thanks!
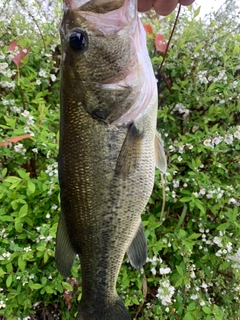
138;0;195;16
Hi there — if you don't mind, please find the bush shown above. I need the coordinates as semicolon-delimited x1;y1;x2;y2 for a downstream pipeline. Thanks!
0;0;239;319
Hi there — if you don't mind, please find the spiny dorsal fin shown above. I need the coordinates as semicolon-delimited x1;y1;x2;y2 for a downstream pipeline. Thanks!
155;131;167;173
127;223;147;269
55;211;76;278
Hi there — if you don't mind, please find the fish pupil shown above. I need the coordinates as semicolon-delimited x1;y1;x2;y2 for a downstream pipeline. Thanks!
69;30;87;51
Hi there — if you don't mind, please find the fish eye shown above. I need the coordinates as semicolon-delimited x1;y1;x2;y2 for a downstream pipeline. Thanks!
69;29;88;51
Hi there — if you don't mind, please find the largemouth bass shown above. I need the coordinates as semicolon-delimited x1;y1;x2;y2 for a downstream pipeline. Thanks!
56;0;167;319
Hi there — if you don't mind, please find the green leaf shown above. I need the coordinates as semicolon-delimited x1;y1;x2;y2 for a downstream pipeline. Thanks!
27;180;36;194
37;246;46;252
6;263;13;273
17;169;29;179
44;251;49;263
18;255;26;271
15;218;23;233
19;204;28;218
30;283;43;290
62;282;73;291
45;285;54;294
56;283;63;293
0;268;6;277
175;278;183;287
180;196;192;203
188;233;201;240
5;176;22;189
176;265;183;276
195;200;206;215
187;302;196;311
202;306;212;314
217;223;230;231
0;215;14;222
1;168;7;178
6;274;13;287
41;277;47;286
183;312;194;320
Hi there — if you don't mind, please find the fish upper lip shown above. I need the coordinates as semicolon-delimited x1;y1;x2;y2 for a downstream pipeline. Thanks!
63;0;137;36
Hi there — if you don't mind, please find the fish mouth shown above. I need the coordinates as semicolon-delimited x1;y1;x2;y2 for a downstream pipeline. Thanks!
64;0;124;13
63;0;136;19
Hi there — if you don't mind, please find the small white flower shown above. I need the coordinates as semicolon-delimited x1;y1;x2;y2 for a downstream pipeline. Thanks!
39;69;47;77
0;62;8;70
159;267;171;275
2;252;11;260
190;294;198;300
224;134;233;145
234;130;240;140
178;146;184;154
32;148;38;153
213;236;223;247
199;188;206;195
46;213;51;219
168;145;175;152
203;139;212;147
21;110;30;117
216;250;222;257
50;74;56;82
186;143;193;149
14;143;26;155
212;136;222;145
46;235;53;242
27;118;35;126
36;79;41;85
51;204;58;210
228;198;237;205
173;180;179;188
151;267;156;275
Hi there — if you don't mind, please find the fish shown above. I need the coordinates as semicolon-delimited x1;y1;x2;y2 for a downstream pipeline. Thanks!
55;0;167;319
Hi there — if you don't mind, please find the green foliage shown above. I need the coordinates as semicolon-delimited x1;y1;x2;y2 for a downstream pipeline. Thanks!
0;0;239;319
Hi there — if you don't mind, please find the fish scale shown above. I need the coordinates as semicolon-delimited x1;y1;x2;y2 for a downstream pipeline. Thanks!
56;0;167;319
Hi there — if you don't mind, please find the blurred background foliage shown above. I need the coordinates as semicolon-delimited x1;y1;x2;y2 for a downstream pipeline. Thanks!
0;0;239;319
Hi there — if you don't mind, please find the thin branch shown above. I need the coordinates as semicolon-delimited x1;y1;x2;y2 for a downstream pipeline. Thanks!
158;4;182;73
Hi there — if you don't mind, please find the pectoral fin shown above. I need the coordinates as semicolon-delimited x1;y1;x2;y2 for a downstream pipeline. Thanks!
127;223;147;269
55;212;76;278
155;131;167;173
115;122;144;178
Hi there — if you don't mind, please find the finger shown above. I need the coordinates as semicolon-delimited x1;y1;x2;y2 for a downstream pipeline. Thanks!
138;0;153;12
179;0;195;5
153;0;178;16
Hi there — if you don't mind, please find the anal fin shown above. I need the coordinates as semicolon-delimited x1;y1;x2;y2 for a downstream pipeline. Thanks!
127;223;147;270
155;130;167;173
55;211;76;278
